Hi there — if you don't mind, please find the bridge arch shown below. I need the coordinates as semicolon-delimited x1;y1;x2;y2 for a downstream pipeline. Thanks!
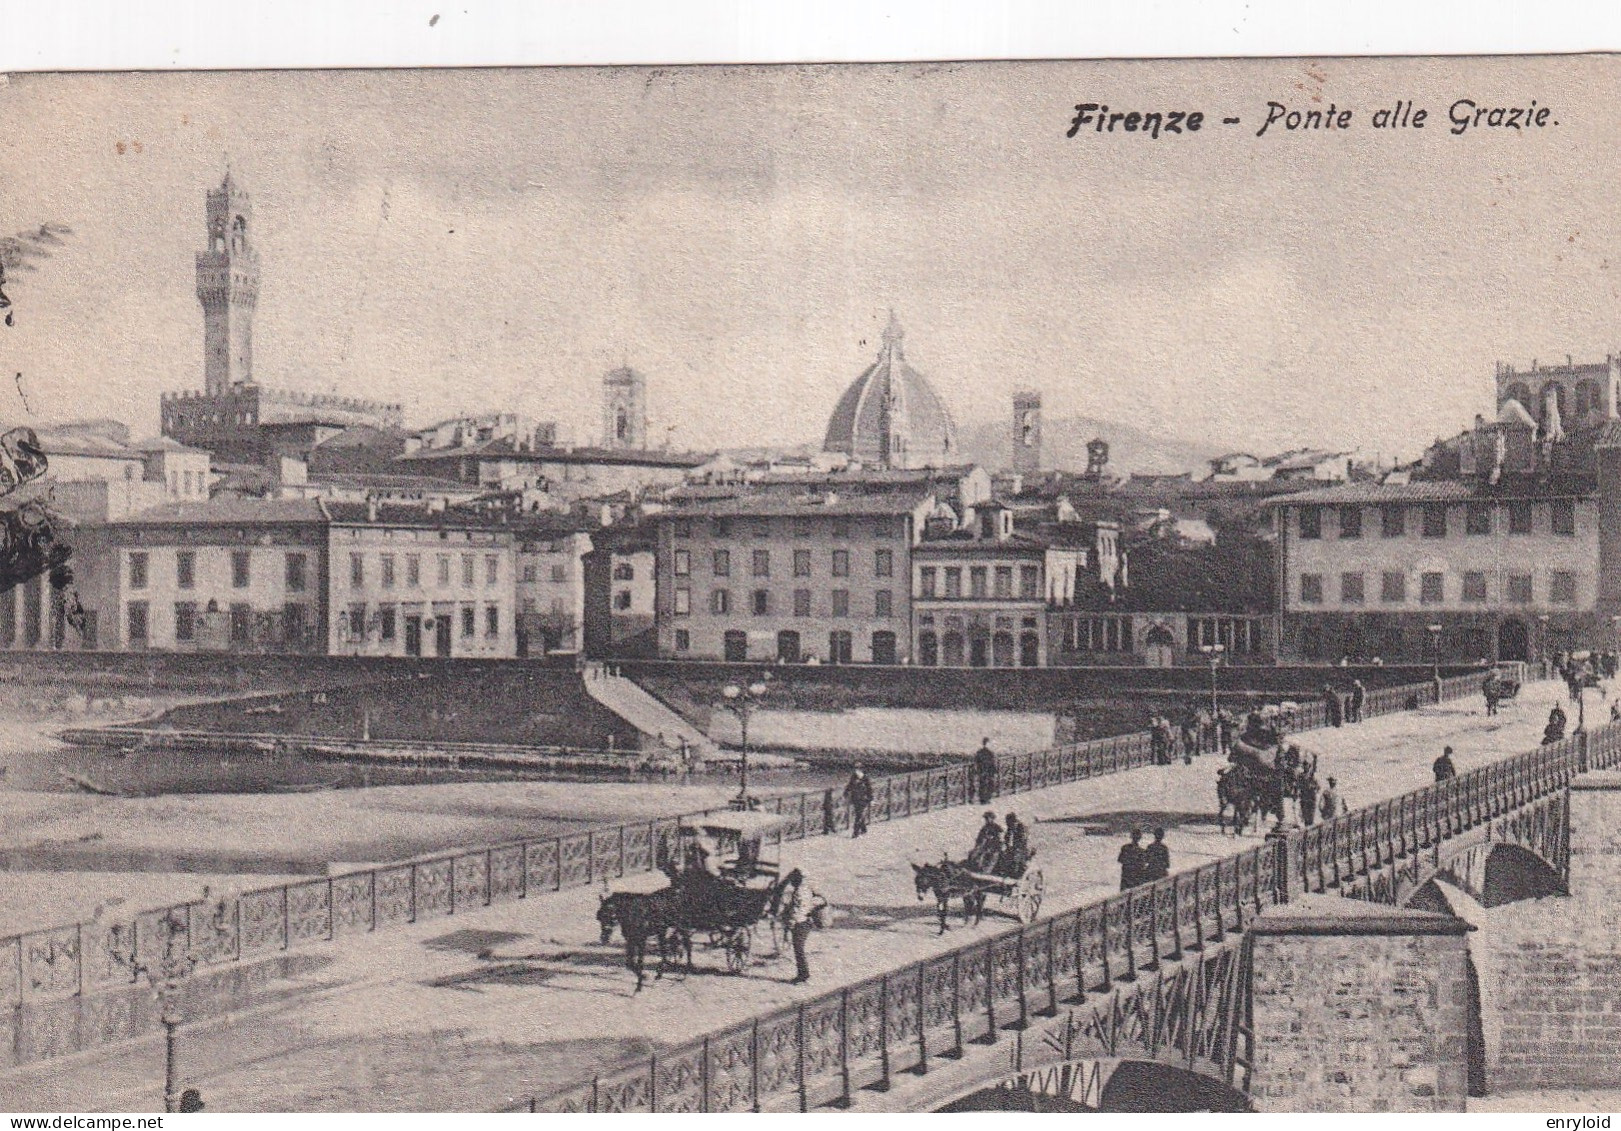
937;1058;1251;1113
1397;839;1565;910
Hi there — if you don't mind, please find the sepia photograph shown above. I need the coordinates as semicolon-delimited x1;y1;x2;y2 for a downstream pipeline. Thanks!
2;43;1621;1114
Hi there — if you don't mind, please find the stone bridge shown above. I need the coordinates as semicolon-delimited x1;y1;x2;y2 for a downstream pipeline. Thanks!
527;724;1614;1114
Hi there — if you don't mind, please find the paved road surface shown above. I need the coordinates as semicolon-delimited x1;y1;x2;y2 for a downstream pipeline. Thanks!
0;680;1576;1112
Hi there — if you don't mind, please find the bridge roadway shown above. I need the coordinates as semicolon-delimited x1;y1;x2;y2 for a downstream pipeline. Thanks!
0;680;1571;1112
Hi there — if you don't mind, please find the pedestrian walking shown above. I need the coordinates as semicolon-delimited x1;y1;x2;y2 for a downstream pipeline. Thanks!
1318;776;1345;820
1482;670;1501;717
1324;684;1344;728
780;868;819;984
844;765;873;838
1118;828;1145;891
1297;766;1320;826
1001;812;1031;876
1180;706;1198;761
1348;679;1365;724
1141;828;1170;883
1433;745;1458;783
973;737;998;804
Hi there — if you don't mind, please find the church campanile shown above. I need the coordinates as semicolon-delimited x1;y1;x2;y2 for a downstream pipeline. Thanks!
195;171;259;393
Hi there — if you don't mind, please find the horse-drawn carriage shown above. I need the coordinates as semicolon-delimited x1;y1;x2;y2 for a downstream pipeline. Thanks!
596;811;797;988
1217;707;1310;834
911;845;1044;932
1490;660;1525;701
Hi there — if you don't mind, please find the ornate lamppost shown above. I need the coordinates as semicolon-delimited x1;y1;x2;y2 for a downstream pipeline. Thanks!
720;675;769;810
1199;642;1225;720
1427;623;1444;689
1538;614;1552;679
132;913;197;1113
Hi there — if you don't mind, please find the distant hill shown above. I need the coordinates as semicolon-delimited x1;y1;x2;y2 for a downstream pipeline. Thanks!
957;414;1220;477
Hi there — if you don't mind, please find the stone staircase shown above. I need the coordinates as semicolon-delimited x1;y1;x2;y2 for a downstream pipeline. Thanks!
580;663;718;756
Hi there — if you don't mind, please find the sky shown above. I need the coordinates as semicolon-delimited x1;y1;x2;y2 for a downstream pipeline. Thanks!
0;57;1617;463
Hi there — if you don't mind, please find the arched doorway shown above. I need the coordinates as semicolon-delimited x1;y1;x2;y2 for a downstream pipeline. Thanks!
723;629;748;662
871;630;897;665
1019;631;1039;667
919;631;939;666
942;631;965;667
992;631;1014;667
1498;617;1528;661
776;630;800;663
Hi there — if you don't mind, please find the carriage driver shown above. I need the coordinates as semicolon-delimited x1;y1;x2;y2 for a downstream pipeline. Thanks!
999;813;1031;878
968;812;1003;873
686;828;724;878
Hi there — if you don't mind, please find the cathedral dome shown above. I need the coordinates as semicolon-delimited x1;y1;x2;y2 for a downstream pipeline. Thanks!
822;313;958;469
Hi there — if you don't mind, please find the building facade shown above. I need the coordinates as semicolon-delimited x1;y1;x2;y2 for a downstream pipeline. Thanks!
654;493;933;663
1271;480;1605;664
325;502;517;658
515;523;594;656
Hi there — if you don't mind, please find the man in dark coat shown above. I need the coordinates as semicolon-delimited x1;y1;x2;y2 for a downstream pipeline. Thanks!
1348;679;1366;723
973;738;998;804
1000;812;1030;877
1324;684;1344;727
969;811;1003;873
1141;828;1170;883
1118;827;1145;891
844;765;873;838
1433;746;1458;782
1297;766;1320;826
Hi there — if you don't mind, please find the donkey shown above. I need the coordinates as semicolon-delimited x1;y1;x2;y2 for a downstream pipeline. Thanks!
911;859;986;934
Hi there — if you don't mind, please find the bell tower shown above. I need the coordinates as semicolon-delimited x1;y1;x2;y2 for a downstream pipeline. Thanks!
195;170;259;394
602;365;647;449
1012;390;1042;476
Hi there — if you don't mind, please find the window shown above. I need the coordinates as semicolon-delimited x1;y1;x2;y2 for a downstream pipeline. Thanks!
437;555;451;586
874;549;893;577
944;567;962;598
831;517;850;539
713;549;731;577
176;551;195;590
713;518;732;538
792;588;810;617
673;550;691;577
486;605;500;637
461;606;476;638
873;516;896;538
348;602;367;641
828;630;853;664
1298;506;1322;539
1299;573;1323;604
792;549;811;578
751;518;771;539
1338;506;1362;539
351;553;365;588
380;554;396;588
792;517;812;539
486;556;500;586
1381;505;1406;537
613;561;635;581
674;629;690;651
551;564;567;582
752;550;771;577
919;567;937;598
129;552;148;590
229;603;251;644
407;555;421;587
752;589;771;615
1017;566;1041;599
1551;571;1577;604
462;555;475;587
1420;572;1445;604
1508;501;1533;534
1068;616;1134;653
712;589;731;615
994;566;1013;598
673;520;692;539
1422;504;1448;538
127;601;148;647
832;550;850;577
1552;499;1576;536
874;589;893;617
286;602;309;643
1507;573;1533;604
1340;572;1365;604
1466;504;1493;536
832;589;850;617
377;605;394;642
970;567;988;598
174;602;196;642
232;550;250;588
614;591;632;610
674;587;691;616
1382;572;1406;602
1462;571;1488;602
281;552;305;593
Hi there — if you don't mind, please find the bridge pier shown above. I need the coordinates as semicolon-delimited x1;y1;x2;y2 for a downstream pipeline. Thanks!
1248;895;1473;1112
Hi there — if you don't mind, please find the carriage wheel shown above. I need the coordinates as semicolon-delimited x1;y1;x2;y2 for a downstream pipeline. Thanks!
1016;869;1045;923
725;926;753;973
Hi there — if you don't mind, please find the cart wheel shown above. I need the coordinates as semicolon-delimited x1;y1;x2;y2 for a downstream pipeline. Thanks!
726;927;753;973
1017;869;1045;923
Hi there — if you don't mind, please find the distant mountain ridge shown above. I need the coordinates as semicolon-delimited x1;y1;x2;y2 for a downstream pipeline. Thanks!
957;414;1221;477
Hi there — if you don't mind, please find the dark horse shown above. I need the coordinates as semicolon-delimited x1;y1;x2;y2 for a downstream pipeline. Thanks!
595;886;684;992
911;860;986;934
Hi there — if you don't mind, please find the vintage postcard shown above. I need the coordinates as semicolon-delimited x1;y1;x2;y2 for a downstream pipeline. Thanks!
1;54;1620;1115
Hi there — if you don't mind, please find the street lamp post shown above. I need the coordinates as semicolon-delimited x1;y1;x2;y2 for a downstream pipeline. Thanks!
1538;614;1552;679
1199;642;1226;721
132;913;196;1113
721;675;769;810
1427;624;1443;689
